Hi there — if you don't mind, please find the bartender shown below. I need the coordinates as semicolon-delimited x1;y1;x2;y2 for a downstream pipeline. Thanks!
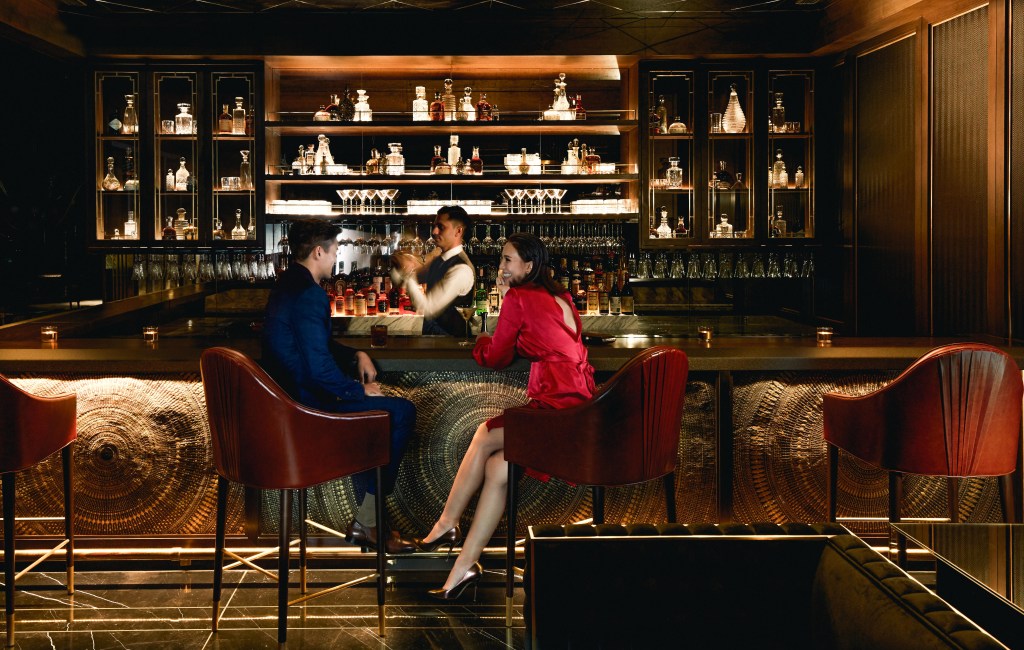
391;205;476;336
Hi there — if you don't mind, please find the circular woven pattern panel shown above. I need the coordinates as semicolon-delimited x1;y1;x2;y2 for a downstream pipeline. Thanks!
731;372;1004;537
10;375;243;536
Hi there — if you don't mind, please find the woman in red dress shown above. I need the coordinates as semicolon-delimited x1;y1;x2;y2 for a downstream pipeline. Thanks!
414;232;596;599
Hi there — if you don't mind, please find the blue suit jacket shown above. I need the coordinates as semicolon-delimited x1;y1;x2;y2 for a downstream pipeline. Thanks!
261;264;366;410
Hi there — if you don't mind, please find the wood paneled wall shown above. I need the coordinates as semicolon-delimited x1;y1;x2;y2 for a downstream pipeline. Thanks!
1012;0;1024;339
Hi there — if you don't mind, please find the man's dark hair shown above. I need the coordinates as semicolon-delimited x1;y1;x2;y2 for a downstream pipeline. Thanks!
436;205;472;239
289;219;341;261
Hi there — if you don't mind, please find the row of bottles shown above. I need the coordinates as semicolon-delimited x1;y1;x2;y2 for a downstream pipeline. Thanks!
307;73;590;123
107;208;255;242
109;96;251;136
104;151;253;193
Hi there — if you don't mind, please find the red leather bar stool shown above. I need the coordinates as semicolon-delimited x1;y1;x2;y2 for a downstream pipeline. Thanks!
823;343;1024;527
200;347;391;644
1;374;77;648
503;345;689;625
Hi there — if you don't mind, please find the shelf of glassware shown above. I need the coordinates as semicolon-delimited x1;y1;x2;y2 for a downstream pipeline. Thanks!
263;211;639;224
765;134;812;240
264;118;638;137
264;172;638;185
95;70;143;243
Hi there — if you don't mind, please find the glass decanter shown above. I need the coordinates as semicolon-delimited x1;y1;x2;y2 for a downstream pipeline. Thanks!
430;144;444;172
123;209;137;239
456;87;475;121
174;207;189;240
771;92;786;133
218;104;231;133
713;160;734;190
722;83;747;133
648;92;662;135
553;73;573;120
794;165;805;188
353;89;372;122
183;213;198;241
122;94;138;134
582;143;601;175
574;94;586;120
386;142;405;175
159;216;175;240
519;147;530;175
122;146;139;191
165;168;174;192
668;116;687;133
656;207;673;239
441;78;456;121
666;156;683;188
231;209;246;240
772;149;788;188
429;91;444;122
325;93;341;121
175;103;193;135
101;157;121;191
338;87;355;122
175;157;190;191
412;86;430;121
212;216;226;241
656;95;668;134
476;92;492;121
313;104;331;121
470;146;483;175
447;135;461;167
365;148;381;175
246;212;256;240
716;215;733;238
674;213;688;238
232;97;246;134
239;150;252;189
772;207;787;237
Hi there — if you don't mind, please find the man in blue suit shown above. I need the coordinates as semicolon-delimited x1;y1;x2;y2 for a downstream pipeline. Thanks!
262;219;417;553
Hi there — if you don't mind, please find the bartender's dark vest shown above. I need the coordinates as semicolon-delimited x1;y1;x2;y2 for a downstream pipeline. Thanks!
422;251;474;336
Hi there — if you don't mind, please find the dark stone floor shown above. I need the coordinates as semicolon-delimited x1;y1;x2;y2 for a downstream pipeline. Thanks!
4;564;525;649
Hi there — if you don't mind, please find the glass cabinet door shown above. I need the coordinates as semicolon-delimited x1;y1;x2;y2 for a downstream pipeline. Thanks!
767;70;813;238
645;71;694;244
95;71;142;242
707;70;753;240
153;71;199;242
212;71;257;244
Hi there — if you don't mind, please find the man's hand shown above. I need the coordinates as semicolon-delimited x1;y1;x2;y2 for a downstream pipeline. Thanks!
363;381;383;397
355;351;377;383
391;252;421;276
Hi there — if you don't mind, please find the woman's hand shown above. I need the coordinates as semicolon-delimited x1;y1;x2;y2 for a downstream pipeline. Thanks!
496;273;511;298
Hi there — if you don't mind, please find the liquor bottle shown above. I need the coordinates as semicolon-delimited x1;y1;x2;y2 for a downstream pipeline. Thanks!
122;94;138;134
620;274;634;315
470;146;483;175
324;93;341;121
773;149;788;188
385;143;405;175
771;92;786;133
183;216;198;241
412;86;430;121
175;103;193;135
574;94;586;120
123;146;139;191
111;229;121;240
313;104;331;121
488;282;500;313
722;83;747;133
716;214;734;238
586;283;599;315
123;210;138;239
773;207;787;237
174;207;189;240
237;150;252;190
794;165;805;188
246;212;256;240
354;291;367;317
212;216;226;241
232;97;246;135
343;287;355;315
609;276;621;315
231;209;246;240
441;78;456;121
447;135;461;167
656;207;673;239
666;156;683;188
598;281;609;314
656;95;669;134
675;213;688;238
476;92;492;121
175;157;190;191
583;144;601;175
101;157;121;191
648;92;661;135
353;90;372;122
430;144;444;172
218;104;232;133
518;147;530;175
365;148;381;175
475;277;488;314
714;160;734;190
165;169;175;192
108;110;123;134
429;91;444;122
366;287;378;315
162;216;177;240
668;116;687;133
339;87;355;122
457;87;475;121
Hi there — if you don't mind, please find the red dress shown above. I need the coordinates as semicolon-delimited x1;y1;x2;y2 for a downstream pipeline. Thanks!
473;284;596;480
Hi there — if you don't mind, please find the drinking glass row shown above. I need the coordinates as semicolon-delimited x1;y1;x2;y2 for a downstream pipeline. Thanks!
633;251;814;280
128;253;277;284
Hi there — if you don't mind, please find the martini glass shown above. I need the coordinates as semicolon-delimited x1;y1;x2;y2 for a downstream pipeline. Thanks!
503;188;518;214
456;296;476;346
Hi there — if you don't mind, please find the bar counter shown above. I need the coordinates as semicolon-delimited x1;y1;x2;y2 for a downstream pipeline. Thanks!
1;330;1019;551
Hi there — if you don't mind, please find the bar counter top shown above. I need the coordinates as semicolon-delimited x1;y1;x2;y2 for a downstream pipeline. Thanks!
1;334;1017;374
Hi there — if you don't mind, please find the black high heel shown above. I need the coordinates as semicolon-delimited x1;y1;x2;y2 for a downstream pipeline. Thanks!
412;526;462;558
428;562;482;602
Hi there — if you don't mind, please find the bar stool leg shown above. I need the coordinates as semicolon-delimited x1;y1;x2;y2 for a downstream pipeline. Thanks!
591;486;605;525
947;477;960;524
212;476;229;633
506;463;520;628
278;489;292;645
663;473;677;523
299;489;308;595
827;445;839;522
890;472;907;568
999;474;1017;523
3;472;15;648
62;445;74;595
374;468;386;638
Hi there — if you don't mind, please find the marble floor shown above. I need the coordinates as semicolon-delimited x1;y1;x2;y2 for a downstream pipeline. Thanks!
3;561;525;649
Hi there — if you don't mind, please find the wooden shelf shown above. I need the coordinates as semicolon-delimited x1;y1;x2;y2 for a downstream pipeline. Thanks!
265;173;638;185
265;120;638;136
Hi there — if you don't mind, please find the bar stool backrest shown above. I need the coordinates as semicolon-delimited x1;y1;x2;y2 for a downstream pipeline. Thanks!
823;343;1023;476
200;347;390;490
0;374;77;473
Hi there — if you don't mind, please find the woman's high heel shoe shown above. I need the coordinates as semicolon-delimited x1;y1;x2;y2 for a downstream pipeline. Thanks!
412;526;462;558
428;562;482;602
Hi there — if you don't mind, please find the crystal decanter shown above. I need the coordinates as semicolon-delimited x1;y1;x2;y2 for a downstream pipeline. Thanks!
218;104;232;133
162;216;177;240
239;150;252;190
325;93;342;121
122;94;138;134
122;146;139;191
722;83;747;134
447;135;461;167
412;86;430;121
794;165;805;188
668;116;687;133
656;95;668;134
123;210;137;240
246;212;256;240
666;156;683;188
441;78;456;121
430;144;444;172
174;207;189;240
231;209;246;240
656;207;673;239
429;91;444;122
457;87;476;121
175;157;190;191
232;97;246;134
716;215;734;238
175;102;193;135
771;92;786;133
553;73;573;120
772;149;788;188
470;146;483;175
476;92;492;121
101;157;121;191
386;142;405;175
339;87;355;122
353;90;372;122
